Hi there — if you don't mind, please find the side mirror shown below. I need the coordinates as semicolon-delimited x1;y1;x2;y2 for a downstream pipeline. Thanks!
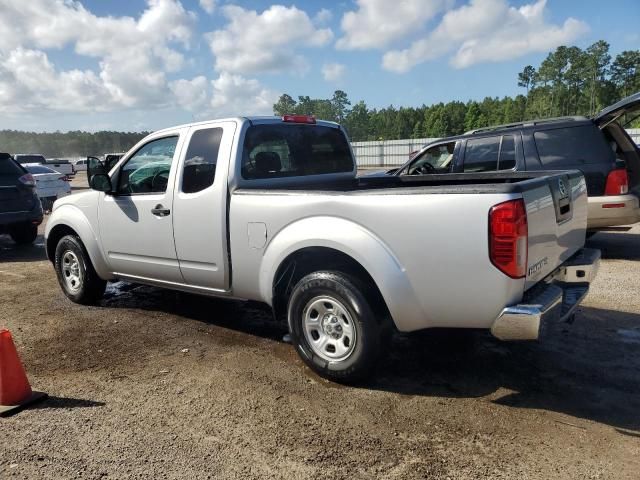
90;173;113;193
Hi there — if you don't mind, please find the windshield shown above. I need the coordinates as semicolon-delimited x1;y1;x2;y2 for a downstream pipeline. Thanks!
241;124;353;180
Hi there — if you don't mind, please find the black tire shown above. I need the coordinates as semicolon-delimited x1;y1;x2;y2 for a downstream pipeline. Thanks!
287;271;386;384
54;235;106;305
9;223;38;245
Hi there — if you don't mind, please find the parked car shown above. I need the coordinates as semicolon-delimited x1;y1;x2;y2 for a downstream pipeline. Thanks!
383;92;640;231
14;154;76;177
0;153;43;244
47;115;599;383
24;164;72;211
73;159;87;171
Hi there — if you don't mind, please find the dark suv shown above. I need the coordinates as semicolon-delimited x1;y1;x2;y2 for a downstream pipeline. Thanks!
0;153;43;244
392;93;640;231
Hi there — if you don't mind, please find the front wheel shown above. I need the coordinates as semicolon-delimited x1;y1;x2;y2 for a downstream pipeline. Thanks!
287;271;386;383
54;235;106;305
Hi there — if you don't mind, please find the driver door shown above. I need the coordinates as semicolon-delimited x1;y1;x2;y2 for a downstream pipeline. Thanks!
97;131;186;283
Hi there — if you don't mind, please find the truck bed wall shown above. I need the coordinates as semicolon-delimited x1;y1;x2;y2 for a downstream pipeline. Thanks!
229;190;525;332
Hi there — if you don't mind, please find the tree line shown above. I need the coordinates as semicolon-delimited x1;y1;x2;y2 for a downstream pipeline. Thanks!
0;130;149;159
1;40;638;157
274;40;639;141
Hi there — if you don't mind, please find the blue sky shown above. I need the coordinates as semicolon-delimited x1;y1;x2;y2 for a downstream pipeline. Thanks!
0;0;638;132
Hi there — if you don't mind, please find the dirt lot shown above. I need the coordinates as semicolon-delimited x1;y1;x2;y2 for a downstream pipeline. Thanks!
1;213;639;479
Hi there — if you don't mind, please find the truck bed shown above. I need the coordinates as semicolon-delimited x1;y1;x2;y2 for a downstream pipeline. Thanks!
234;170;583;195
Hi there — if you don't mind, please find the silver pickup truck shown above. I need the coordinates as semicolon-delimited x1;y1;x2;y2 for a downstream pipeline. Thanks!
45;115;600;382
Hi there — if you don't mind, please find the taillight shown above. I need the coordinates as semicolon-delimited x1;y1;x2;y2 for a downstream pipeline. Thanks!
604;168;628;195
489;199;528;279
59;175;69;182
18;173;36;187
282;114;316;124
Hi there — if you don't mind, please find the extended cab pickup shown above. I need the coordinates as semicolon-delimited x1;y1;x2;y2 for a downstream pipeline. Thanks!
45;116;600;382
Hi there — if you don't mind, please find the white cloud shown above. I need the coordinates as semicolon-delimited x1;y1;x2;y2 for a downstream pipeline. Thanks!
322;63;346;82
0;48;113;113
209;73;278;117
208;5;333;75
170;76;209;111
382;0;589;72
199;0;216;14
337;0;450;50
0;0;197;112
314;8;333;24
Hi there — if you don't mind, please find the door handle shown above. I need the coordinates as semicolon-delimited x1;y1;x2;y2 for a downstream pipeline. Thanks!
151;204;171;217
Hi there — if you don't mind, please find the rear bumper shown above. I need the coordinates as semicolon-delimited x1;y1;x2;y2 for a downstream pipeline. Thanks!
587;194;640;229
491;248;600;341
0;206;43;229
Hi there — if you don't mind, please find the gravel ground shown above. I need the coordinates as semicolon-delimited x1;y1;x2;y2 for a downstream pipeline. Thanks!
0;215;639;479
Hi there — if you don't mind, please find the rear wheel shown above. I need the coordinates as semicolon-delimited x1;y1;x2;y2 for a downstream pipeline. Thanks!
287;271;386;383
9;223;38;245
54;235;106;305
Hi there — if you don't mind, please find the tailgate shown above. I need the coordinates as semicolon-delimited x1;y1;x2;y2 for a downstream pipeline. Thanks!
521;170;588;291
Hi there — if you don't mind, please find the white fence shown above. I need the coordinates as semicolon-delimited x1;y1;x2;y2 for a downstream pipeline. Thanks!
351;138;438;168
353;129;640;168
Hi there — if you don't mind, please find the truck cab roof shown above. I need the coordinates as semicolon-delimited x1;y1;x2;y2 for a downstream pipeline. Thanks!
152;116;340;136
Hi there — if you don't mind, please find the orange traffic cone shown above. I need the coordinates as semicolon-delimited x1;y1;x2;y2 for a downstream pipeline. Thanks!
0;329;47;416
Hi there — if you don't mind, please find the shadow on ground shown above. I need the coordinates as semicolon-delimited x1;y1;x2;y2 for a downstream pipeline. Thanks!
100;278;640;433
33;396;106;410
371;305;640;432
0;234;47;263
586;230;640;260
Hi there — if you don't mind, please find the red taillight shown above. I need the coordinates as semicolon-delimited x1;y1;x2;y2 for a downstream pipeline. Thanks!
282;114;316;124
18;173;36;187
59;175;69;182
604;168;628;195
489;199;528;279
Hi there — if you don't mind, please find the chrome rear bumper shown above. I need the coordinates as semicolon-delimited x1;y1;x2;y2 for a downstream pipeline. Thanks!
491;248;600;341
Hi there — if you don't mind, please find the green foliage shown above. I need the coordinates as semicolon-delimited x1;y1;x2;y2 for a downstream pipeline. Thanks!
273;40;639;140
0;130;149;158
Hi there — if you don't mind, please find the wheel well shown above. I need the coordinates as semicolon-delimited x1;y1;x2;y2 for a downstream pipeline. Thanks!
46;224;78;262
272;247;391;325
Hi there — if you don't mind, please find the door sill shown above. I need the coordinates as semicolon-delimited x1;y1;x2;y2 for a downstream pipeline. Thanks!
112;272;236;299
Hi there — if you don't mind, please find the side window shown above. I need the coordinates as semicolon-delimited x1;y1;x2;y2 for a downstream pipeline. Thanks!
463;135;516;172
499;136;516;170
407;142;455;174
534;126;614;168
117;136;178;194
182;128;223;193
463;136;500;172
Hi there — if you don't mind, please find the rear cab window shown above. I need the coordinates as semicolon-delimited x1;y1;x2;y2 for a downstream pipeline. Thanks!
241;124;353;180
15;155;45;164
